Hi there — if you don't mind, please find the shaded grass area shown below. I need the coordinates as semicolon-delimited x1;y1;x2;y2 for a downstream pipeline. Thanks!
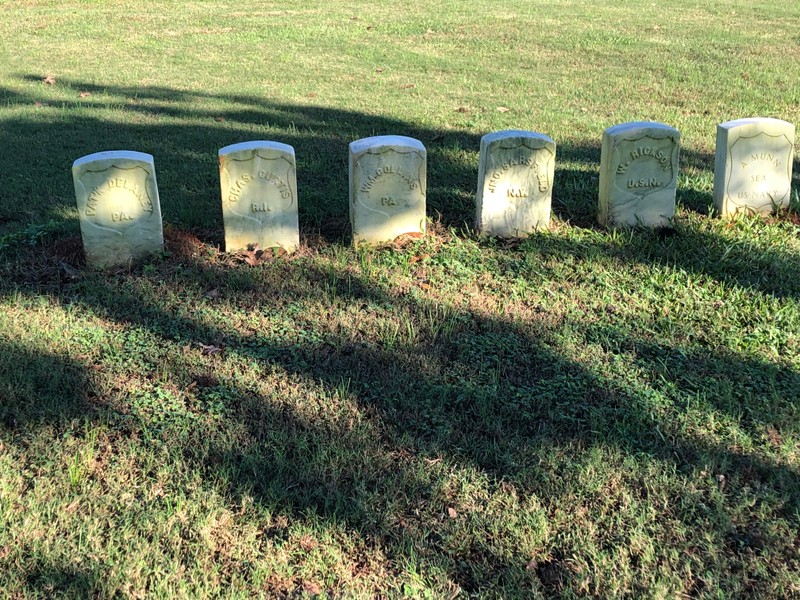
1;0;799;597
1;214;799;596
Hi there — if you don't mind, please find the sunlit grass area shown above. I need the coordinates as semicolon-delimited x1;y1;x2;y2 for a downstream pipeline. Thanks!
1;1;799;597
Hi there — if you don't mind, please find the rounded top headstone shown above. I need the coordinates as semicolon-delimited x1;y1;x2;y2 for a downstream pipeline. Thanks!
480;130;555;146
72;150;154;169
603;122;680;139
718;117;793;131
219;140;295;157
349;135;426;155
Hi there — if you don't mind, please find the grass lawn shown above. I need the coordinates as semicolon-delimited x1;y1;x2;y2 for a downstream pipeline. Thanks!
1;0;799;597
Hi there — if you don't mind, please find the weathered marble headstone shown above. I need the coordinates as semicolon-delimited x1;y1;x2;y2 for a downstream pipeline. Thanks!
598;122;680;228
349;136;426;245
72;151;163;269
476;130;556;236
713;118;795;217
219;141;299;252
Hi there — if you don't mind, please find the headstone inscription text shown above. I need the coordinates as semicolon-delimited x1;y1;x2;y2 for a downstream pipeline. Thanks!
476;130;556;236
219;141;299;252
713;118;795;217
598;122;680;228
72;151;163;269
349;136;426;245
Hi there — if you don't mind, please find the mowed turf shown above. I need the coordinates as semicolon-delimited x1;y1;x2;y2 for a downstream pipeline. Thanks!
0;1;799;597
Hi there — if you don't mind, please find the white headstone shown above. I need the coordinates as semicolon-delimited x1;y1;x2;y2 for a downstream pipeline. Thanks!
349;136;426;245
218;141;299;252
72;151;164;269
476;130;556;236
713;118;795;217
598;122;680;228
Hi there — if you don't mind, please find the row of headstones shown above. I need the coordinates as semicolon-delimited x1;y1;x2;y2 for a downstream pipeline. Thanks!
72;118;795;269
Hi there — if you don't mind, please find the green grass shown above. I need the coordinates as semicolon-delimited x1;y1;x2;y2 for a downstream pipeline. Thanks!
1;0;800;597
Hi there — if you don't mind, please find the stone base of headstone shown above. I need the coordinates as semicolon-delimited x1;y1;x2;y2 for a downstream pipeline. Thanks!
713;118;795;217
349;136;426;245
72;151;164;269
476;130;556;237
219;141;299;253
598;122;680;228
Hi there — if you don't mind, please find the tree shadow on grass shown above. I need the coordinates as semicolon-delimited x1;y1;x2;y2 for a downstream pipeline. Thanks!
1;76;799;594
21;560;104;599
509;224;800;300
3;231;798;594
0;337;95;427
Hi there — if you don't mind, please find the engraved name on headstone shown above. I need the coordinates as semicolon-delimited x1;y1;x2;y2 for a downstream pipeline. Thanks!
476;130;556;236
219;141;299;252
72;151;163;269
599;122;680;228
349;136;426;245
713;118;795;217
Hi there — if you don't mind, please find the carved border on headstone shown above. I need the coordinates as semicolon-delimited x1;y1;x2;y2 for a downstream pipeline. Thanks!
218;140;299;253
714;118;795;217
476;130;556;237
349;136;427;245
599;122;680;228
72;150;163;269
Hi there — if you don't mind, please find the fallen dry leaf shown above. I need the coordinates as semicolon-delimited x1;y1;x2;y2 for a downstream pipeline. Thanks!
42;74;56;85
197;343;223;356
205;288;220;299
765;425;782;447
500;238;523;249
307;92;318;98
214;116;225;122
299;535;317;552
447;507;457;518
78;91;91;98
391;231;426;250
496;106;510;113
302;581;322;595
375;67;384;73
401;83;416;89
455;106;470;113
34;101;43;107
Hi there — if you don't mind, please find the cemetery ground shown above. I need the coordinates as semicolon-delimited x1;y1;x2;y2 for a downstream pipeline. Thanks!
0;0;799;597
